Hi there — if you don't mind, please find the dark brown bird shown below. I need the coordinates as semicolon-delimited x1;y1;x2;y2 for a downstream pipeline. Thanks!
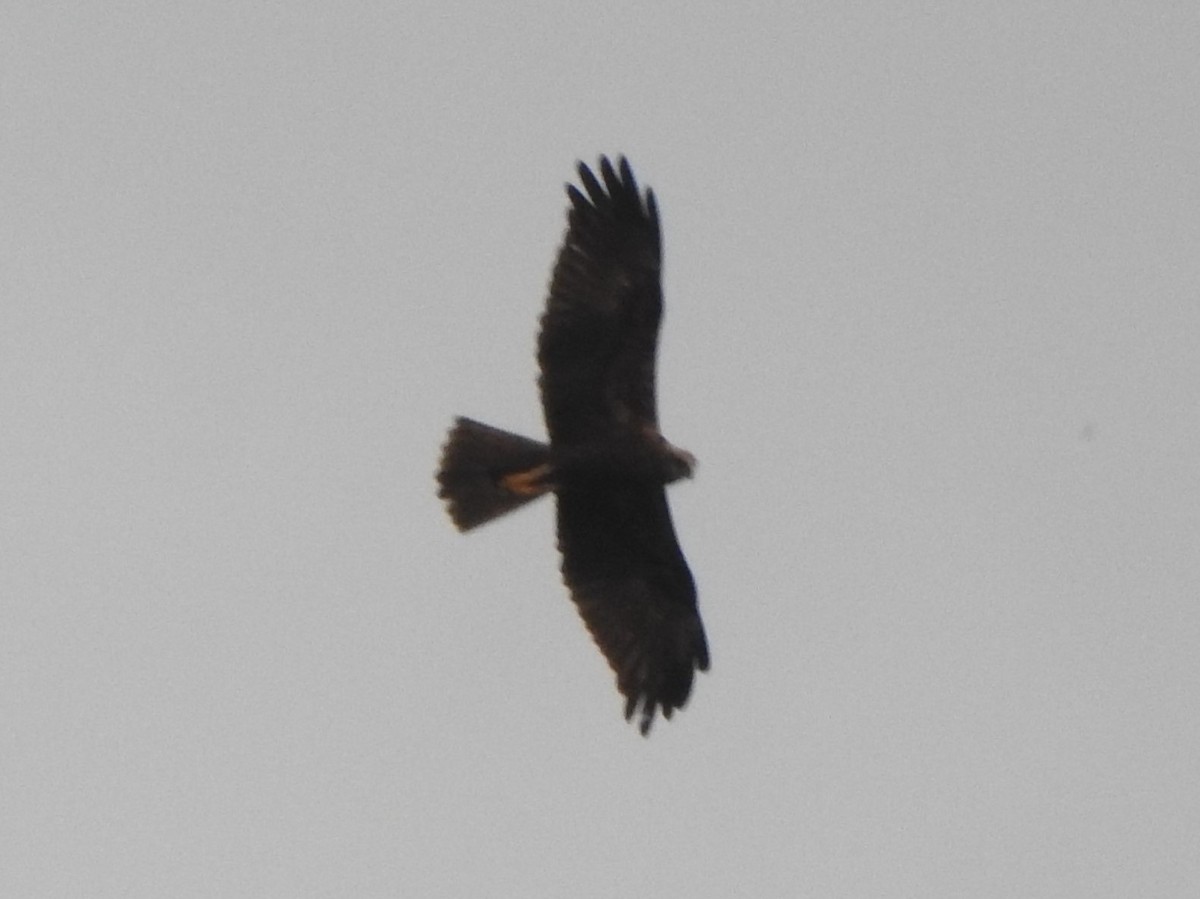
436;157;708;735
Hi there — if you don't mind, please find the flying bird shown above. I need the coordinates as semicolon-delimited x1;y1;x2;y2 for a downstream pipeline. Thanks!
436;156;708;735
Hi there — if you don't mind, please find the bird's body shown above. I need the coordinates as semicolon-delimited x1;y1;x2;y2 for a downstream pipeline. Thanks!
436;157;707;735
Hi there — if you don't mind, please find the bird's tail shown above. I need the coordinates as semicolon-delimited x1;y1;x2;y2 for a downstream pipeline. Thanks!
436;417;554;531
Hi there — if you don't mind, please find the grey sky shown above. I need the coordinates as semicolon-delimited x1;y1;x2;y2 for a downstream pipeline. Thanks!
4;2;1198;896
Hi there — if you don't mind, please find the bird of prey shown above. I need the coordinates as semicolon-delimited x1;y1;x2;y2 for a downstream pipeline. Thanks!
436;156;708;735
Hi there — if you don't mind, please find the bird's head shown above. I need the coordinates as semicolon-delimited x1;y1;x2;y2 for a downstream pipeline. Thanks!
664;442;696;483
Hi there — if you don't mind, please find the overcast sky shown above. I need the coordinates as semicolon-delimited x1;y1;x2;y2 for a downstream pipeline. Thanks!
4;3;1199;896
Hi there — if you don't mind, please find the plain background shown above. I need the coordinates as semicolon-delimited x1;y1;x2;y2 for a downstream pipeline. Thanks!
4;3;1198;896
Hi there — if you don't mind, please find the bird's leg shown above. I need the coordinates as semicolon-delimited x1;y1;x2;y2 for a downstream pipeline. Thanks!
499;464;556;496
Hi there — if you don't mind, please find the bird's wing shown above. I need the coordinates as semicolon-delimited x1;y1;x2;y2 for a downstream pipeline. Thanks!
537;156;664;445
555;482;709;735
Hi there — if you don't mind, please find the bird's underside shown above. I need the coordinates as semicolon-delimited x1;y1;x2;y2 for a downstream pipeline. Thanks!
436;157;708;735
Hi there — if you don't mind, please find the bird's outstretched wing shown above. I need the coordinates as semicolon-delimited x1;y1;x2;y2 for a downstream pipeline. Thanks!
538;157;707;734
537;156;663;445
555;481;708;735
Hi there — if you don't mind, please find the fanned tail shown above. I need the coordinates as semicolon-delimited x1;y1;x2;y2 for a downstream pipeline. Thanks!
436;417;554;531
